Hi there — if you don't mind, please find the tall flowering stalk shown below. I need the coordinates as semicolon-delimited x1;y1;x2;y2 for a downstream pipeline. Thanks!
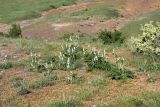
112;49;126;72
30;52;41;70
58;35;83;70
84;47;109;71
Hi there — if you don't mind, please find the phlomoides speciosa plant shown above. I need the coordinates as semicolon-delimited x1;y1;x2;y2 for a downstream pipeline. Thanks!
29;52;54;74
84;47;108;71
112;49;125;72
59;35;85;83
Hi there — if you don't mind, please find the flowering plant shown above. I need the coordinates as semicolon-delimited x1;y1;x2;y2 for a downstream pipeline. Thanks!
134;21;160;56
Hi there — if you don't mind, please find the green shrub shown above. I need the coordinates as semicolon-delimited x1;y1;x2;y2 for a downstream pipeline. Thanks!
98;29;124;44
29;53;56;73
58;35;84;70
0;62;13;69
17;84;31;95
8;24;22;38
109;66;135;80
84;50;135;80
84;51;111;71
134;21;160;56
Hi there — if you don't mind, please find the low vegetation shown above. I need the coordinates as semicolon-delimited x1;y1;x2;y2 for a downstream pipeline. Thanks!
108;92;160;107
98;29;124;44
8;24;22;38
39;99;83;107
133;21;160;57
0;62;13;70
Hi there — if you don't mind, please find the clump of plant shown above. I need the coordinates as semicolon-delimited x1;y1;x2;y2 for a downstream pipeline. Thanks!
0;61;13;70
65;72;85;84
58;35;84;70
8;24;22;38
84;48;110;71
28;53;57;73
29;53;44;72
110;49;135;80
134;21;160;56
133;21;160;72
84;48;135;80
17;84;31;95
59;35;86;84
29;72;57;89
98;29;124;44
9;76;30;95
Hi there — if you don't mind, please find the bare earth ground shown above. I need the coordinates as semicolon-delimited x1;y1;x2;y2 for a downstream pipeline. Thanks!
0;0;160;106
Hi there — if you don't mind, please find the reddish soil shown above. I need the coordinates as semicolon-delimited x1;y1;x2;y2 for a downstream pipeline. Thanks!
121;0;160;17
0;43;27;62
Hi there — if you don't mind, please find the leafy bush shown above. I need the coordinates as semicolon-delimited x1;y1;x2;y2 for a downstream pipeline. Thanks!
58;35;84;70
29;53;43;72
0;62;13;70
109;66;135;80
28;53;57;73
84;49;135;80
8;24;22;38
111;49;136;80
84;51;111;71
134;21;160;56
17;84;31;95
98;29;124;44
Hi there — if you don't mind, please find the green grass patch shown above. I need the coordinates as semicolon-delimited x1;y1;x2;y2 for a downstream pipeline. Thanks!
121;9;160;39
0;36;58;54
71;4;120;18
47;1;121;23
0;0;76;23
37;99;84;107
